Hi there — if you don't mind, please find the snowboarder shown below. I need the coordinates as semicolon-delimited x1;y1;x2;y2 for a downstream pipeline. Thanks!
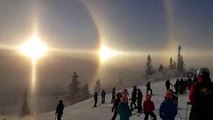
101;89;106;104
137;88;143;113
189;67;213;120
111;92;122;120
159;89;177;120
130;86;137;111
117;97;132;120
143;94;156;120
94;92;98;107
111;87;116;103
146;81;153;95
55;100;64;120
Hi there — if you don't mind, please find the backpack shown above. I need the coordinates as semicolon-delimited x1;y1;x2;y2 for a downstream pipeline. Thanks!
194;81;213;118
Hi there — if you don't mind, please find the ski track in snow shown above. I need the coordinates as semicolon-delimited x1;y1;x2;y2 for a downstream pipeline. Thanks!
1;78;191;120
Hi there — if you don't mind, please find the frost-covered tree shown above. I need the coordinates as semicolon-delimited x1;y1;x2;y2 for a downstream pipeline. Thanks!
20;90;31;116
177;46;185;75
158;64;164;73
169;57;174;69
69;72;81;100
145;54;153;78
94;79;101;94
81;84;90;100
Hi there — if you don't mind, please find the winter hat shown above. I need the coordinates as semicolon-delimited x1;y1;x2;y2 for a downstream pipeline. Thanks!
165;89;173;99
121;95;128;103
146;94;151;100
121;89;128;96
116;92;122;98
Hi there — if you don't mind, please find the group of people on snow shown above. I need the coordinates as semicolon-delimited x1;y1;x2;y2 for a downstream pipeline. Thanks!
55;67;213;120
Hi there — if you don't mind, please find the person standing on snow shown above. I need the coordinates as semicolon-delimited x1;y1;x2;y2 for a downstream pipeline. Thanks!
94;92;98;107
137;88;143;113
159;89;177;120
130;86;137;111
101;89;106;104
55;100;64;120
111;87;116;103
143;94;156;120
111;92;122;120
165;79;173;90
117;96;132;120
189;67;213;120
146;81;153;95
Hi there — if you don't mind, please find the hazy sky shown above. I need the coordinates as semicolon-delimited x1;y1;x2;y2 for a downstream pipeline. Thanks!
0;0;213;67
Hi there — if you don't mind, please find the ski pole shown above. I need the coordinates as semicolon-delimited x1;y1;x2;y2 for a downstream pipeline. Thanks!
178;110;182;120
185;101;191;120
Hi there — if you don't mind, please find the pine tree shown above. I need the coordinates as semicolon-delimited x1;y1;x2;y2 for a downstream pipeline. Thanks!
176;46;185;75
173;60;176;69
169;57;173;69
69;72;81;101
20;90;31;116
146;54;153;78
82;84;90;100
158;64;164;73
94;79;101;94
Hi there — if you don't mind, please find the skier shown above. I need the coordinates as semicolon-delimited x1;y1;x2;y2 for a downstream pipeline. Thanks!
130;86;137;111
159;89;177;120
146;81;153;95
189;67;213;120
111;87;116;103
111;92;122;120
101;89;106;104
165;79;173;90
94;92;98;107
143;94;156;120
117;96;132;120
137;88;143;113
55;100;64;120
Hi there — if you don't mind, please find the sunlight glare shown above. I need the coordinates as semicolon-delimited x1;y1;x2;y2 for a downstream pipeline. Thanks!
99;45;119;64
19;35;48;60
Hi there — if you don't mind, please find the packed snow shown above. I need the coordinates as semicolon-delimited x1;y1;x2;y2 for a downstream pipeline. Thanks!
1;78;191;120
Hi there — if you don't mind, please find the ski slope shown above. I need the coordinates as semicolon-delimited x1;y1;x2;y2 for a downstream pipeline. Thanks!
1;79;191;120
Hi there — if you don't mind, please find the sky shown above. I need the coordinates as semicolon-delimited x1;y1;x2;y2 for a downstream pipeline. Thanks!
0;0;213;67
0;0;213;79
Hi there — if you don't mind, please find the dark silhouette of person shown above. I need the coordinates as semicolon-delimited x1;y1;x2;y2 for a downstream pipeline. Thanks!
94;92;98;107
130;86;137;111
101;89;106;104
179;79;184;94
111;87;116;103
189;67;213;120
146;81;153;95
55;100;64;120
174;79;180;94
165;79;173;90
137;88;143;113
111;92;122;120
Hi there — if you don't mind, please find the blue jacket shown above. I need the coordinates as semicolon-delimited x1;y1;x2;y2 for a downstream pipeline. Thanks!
117;102;132;120
159;99;177;120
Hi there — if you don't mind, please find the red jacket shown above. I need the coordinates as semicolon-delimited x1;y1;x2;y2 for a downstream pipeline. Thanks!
143;99;155;113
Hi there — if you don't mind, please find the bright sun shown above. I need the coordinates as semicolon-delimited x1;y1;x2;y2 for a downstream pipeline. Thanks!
19;35;48;60
99;45;119;63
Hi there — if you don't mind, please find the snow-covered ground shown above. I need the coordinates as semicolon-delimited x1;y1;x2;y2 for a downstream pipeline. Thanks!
1;78;191;120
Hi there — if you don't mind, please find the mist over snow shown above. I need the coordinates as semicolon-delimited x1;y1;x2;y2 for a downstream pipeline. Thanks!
0;78;191;120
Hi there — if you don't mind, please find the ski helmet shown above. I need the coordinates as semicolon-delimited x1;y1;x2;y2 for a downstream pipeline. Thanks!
197;67;210;77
